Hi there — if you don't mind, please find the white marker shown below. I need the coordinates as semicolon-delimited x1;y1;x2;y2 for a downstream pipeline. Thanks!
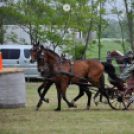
63;4;70;12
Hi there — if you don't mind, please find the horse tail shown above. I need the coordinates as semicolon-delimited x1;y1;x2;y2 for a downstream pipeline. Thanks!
101;62;124;83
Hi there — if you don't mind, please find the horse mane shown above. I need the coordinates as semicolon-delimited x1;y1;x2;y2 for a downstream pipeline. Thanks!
115;50;123;56
40;45;60;58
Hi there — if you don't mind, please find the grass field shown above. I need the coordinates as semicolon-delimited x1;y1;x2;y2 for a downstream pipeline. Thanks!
0;38;133;134
86;38;131;59
0;82;134;134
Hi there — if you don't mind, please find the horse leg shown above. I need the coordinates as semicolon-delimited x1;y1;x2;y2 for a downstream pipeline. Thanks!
35;81;53;111
58;83;76;109
34;83;44;110
71;85;92;110
63;94;77;108
37;81;51;102
94;75;105;105
37;82;44;97
94;90;100;106
99;74;104;102
62;85;77;108
83;88;92;110
99;75;110;106
94;75;104;105
71;85;84;106
55;85;62;111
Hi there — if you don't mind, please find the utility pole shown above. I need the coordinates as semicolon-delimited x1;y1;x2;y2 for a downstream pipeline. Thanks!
98;0;102;61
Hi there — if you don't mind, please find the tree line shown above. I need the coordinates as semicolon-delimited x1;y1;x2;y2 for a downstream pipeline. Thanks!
0;0;134;58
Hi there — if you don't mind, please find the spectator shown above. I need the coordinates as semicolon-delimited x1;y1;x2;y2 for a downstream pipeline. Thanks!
120;52;134;82
106;51;112;63
122;50;133;71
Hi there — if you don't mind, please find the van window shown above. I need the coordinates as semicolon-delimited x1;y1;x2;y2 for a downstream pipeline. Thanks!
24;49;31;58
1;49;20;59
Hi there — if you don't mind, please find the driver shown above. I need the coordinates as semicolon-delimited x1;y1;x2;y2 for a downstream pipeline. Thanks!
120;51;134;82
122;50;133;71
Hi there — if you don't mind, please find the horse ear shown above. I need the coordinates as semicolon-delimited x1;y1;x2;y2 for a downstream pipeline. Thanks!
40;45;44;49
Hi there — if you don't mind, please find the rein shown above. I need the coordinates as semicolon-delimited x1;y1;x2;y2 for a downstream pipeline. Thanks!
39;56;63;73
38;49;101;84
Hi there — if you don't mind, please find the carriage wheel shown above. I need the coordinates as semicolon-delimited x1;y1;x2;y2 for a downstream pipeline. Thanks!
123;87;134;110
107;90;125;110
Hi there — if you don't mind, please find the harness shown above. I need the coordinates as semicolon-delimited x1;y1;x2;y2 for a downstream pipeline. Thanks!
39;53;74;84
68;60;74;84
35;46;101;84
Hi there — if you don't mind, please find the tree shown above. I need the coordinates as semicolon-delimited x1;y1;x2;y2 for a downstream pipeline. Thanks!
97;0;108;59
123;0;134;51
82;0;108;59
1;0;108;59
12;0;101;59
107;0;133;52
0;0;14;44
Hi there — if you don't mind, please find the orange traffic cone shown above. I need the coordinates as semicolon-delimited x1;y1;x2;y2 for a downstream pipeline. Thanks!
0;52;3;70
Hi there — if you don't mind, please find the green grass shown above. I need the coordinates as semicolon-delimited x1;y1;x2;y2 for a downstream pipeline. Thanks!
0;82;134;134
0;38;132;134
86;38;131;59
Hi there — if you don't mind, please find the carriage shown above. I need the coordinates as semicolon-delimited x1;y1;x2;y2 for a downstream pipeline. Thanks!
30;43;134;111
123;74;134;110
100;73;134;110
105;50;134;110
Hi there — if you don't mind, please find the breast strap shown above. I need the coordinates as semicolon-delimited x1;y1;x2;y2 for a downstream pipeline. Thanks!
68;60;74;84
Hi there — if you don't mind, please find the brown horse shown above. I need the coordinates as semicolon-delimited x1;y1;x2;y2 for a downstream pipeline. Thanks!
30;42;126;110
30;42;92;110
31;42;127;110
34;45;113;111
111;50;124;63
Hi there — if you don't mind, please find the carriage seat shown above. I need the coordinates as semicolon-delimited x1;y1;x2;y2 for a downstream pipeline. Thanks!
126;73;134;88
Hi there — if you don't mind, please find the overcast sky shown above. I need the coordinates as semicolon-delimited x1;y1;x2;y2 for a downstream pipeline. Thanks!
0;0;125;20
105;0;124;20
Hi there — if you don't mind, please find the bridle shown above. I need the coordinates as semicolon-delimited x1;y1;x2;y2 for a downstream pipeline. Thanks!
31;45;102;84
32;45;64;76
38;51;63;72
39;55;50;74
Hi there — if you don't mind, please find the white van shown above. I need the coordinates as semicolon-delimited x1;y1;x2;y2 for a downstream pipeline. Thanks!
0;45;40;78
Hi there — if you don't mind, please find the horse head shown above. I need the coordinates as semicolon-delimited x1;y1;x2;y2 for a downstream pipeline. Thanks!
111;50;123;57
111;50;123;63
30;41;40;63
110;50;115;57
37;46;61;77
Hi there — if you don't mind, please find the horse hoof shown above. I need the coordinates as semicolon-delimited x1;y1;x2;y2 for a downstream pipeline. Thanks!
70;101;77;108
94;99;99;106
54;108;61;111
83;107;90;110
69;104;77;108
44;98;49;103
34;107;38;111
71;100;75;104
73;104;77;108
71;101;77;107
